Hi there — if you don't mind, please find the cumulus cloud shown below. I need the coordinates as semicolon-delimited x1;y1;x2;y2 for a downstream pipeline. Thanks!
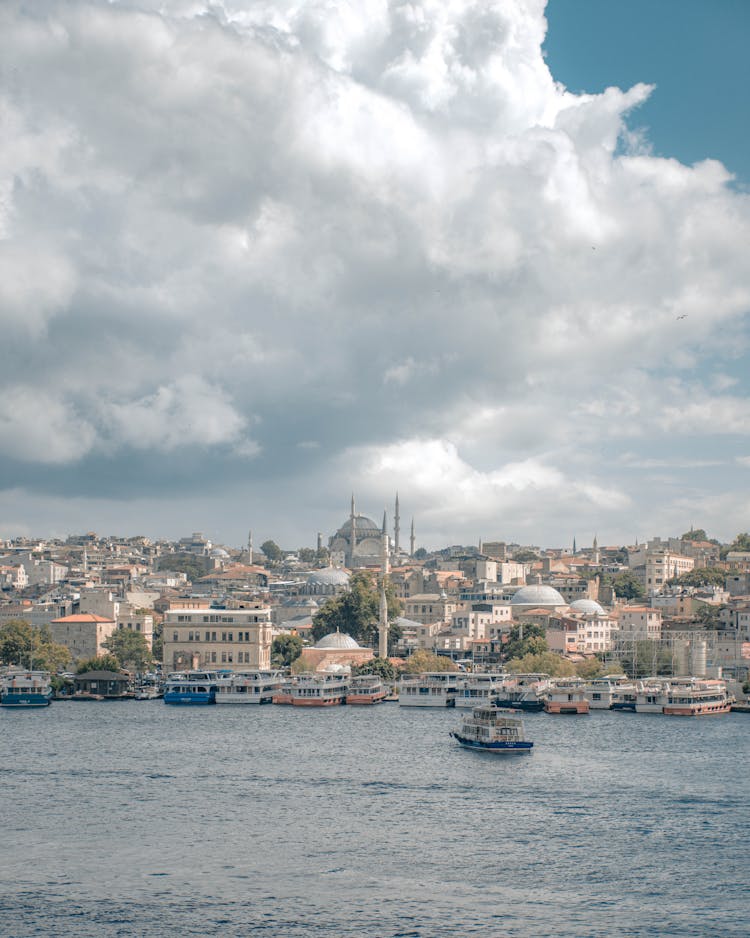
0;0;749;545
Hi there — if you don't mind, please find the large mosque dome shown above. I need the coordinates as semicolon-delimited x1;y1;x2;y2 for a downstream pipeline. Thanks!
336;516;381;538
306;567;350;589
570;598;606;615
314;631;361;650
510;584;567;608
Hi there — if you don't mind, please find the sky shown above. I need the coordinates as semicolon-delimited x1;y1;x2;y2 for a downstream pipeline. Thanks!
1;0;749;552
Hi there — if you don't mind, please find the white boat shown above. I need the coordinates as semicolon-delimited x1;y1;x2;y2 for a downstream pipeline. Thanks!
663;678;732;716
544;679;589;714
453;672;506;708
581;675;638;711
398;672;464;708
215;670;283;704
134;686;161;700
1;670;53;708
290;672;349;707
635;679;671;713
346;674;388;705
493;673;550;711
450;705;533;754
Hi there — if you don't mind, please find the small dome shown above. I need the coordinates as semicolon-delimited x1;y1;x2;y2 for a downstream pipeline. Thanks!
307;567;350;587
211;547;230;558
570;598;606;615
314;631;361;649
511;584;567;607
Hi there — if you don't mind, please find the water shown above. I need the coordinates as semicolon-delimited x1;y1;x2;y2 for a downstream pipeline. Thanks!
0;702;747;937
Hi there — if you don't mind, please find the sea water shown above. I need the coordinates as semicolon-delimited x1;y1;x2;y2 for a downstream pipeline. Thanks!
0;703;747;937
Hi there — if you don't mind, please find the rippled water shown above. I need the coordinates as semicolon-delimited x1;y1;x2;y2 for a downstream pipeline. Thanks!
0;702;747;937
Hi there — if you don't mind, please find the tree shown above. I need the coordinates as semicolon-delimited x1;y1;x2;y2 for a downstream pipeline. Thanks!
157;554;206;582
271;634;303;668
0;619;71;672
512;549;539;563
311;571;402;649
353;657;397;681
151;621;163;662
609;571;645;600
502;624;548;661
297;548;316;564
575;658;605;679
666;567;727;589
618;641;673;679
76;654;122;674
261;540;283;563
413;547;427;560
506;652;575;677
103;629;154;672
681;528;708;542
399;650;458;674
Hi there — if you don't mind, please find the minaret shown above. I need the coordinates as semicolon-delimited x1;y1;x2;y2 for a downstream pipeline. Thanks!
248;529;253;563
410;518;415;558
593;534;600;565
394;493;401;555
317;532;323;551
573;536;577;554
378;516;390;658
350;493;357;566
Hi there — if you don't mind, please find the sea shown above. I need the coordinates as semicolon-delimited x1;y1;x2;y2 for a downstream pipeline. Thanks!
0;702;747;938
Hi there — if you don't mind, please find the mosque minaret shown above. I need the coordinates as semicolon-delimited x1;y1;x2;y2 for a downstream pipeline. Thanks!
378;509;390;658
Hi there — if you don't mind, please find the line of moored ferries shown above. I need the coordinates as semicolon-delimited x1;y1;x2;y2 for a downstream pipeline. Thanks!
1;668;736;716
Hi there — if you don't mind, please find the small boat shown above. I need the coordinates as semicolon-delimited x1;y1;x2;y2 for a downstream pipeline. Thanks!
346;674;387;705
1;670;53;708
215;670;283;704
134;686;161;700
450;705;533;754
544;680;589;714
163;670;220;705
398;672;464;708
290;672;348;707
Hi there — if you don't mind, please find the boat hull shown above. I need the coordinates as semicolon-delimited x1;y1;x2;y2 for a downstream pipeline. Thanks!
163;692;216;705
1;693;52;708
450;732;533;754
291;697;345;707
663;703;731;716
346;693;387;705
545;700;589;714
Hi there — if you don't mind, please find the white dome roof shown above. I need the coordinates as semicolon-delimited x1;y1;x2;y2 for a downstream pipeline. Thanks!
307;567;350;587
314;631;361;649
570;598;606;615
510;584;567;607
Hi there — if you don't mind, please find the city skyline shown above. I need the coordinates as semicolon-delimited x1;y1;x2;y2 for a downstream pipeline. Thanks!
1;0;749;550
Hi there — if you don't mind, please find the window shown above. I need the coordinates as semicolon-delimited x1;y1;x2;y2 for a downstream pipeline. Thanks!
173;632;178;642
205;631;210;641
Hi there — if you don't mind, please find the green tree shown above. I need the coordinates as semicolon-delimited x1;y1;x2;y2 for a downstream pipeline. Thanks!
691;603;724;628
157;554;206;581
399;649;458;674
666;567;727;588
618;641;673;679
297;548;316;564
512;549;539;563
271;633;304;668
261;540;283;563
311;572;402;649
609;571;645;600
103;629;154;672
0;619;71;672
506;652;576;677
413;547;427;560
575;657;605;679
151;621;163;662
681;528;708;542
352;657;397;680
76;654;122;674
503;623;548;661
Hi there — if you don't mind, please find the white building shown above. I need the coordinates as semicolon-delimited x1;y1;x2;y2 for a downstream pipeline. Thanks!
162;605;272;671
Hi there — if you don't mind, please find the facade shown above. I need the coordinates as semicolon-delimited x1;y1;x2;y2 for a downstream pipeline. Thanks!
450;602;512;641
162;606;272;671
49;613;117;660
329;498;385;569
403;593;458;625
547;613;617;655
617;606;663;639
115;612;154;650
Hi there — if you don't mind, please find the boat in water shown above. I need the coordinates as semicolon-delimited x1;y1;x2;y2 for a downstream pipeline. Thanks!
662;678;732;716
581;675;638;711
163;670;220;705
346;674;388;705
544;679;589;715
493;673;550;711
215;670;283;704
453;672;506;708
1;670;53;708
290;672;349;707
398;672;464;708
450;705;533;754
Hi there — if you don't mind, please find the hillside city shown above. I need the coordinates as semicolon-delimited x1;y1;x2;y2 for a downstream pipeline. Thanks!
2;497;750;701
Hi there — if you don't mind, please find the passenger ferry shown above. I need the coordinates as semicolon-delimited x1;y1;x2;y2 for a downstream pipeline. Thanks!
163;670;220;705
581;675;638;711
450;705;533;754
663;678;732;716
493;673;550;711
453;672;506;709
635;679;671;714
346;674;388;705
291;672;349;707
544;679;589;714
398;672;464;708
1;670;53;708
215;670;283;704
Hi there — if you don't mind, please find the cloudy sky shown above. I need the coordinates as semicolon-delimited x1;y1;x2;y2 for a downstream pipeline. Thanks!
1;0;749;551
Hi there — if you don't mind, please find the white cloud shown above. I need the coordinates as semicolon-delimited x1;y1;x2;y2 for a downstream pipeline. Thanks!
0;388;96;464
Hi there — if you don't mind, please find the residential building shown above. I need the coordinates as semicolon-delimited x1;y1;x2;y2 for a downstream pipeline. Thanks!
49;613;117;660
162;605;272;671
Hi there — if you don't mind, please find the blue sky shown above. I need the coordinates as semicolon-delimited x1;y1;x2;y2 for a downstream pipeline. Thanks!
544;0;750;185
0;0;749;551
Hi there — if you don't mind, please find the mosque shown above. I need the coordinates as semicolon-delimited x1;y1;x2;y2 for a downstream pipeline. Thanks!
328;494;414;569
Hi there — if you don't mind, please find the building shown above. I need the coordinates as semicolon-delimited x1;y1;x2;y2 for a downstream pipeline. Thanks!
294;631;373;672
329;498;387;569
616;606;663;639
115;612;154;650
509;584;568;618
162;605;272;671
49;613;117;660
403;593;458;625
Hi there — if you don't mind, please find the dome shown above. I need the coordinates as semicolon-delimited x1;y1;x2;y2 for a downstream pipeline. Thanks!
510;584;567;607
336;515;381;537
570;598;606;615
314;631;361;650
306;567;350;587
211;547;230;558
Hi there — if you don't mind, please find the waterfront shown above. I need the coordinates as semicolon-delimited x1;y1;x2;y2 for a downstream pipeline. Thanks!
1;704;747;937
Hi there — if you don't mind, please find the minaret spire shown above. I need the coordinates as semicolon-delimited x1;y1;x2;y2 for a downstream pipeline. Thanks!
394;493;401;554
248;529;253;562
410;518;415;558
378;519;390;658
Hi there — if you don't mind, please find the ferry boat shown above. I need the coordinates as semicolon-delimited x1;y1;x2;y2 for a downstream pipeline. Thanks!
215;670;283;704
581;675;638;711
346;674;388;705
291;672;349;707
450;705;533;754
635;679;671;714
398;672;463;708
663;678;732;716
544;680;589;715
163;671;220;705
493;673;550;711
453;672;506;709
1;670;53;708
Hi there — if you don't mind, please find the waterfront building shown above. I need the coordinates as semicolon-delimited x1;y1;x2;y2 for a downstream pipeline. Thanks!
294;631;373;673
162;605;272;671
49;613;117;660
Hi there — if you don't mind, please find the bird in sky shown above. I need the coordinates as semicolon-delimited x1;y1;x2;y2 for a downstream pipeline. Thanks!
676;314;688;320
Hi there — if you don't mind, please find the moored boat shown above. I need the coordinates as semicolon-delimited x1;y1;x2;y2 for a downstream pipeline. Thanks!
662;678;732;716
544;679;589;714
450;705;533;754
493;673;549;711
346;674;387;705
215;670;283;704
163;670;220;705
1;670;53;708
398;672;463;708
453;672;506;708
581;675;638;711
291;672;348;707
